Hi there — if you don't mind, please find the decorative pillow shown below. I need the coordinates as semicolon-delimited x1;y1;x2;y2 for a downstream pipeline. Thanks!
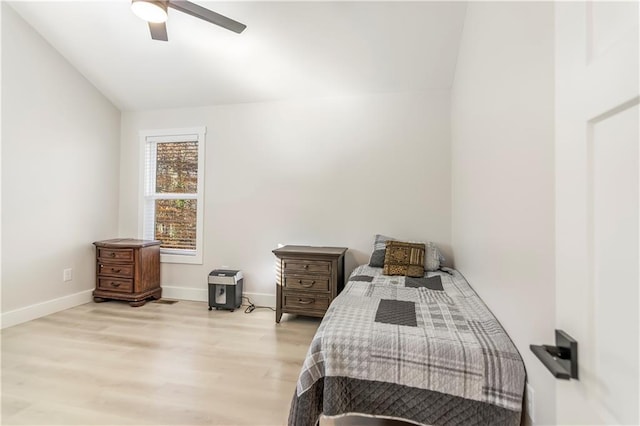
424;241;445;272
368;234;393;267
382;241;426;277
368;234;445;271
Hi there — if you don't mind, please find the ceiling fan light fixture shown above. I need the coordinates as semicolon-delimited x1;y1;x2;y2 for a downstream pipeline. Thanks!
131;0;168;23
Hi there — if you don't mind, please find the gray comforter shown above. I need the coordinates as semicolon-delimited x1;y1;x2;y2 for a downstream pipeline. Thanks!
289;266;525;426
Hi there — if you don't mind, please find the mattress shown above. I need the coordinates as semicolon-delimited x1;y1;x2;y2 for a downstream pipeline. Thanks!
289;265;525;426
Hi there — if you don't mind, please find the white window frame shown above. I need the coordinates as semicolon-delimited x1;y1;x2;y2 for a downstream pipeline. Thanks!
138;126;206;264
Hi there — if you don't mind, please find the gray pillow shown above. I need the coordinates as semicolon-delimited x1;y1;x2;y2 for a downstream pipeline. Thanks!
368;234;445;271
368;234;393;267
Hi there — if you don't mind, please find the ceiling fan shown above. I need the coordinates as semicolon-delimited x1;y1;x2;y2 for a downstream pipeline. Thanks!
131;0;246;41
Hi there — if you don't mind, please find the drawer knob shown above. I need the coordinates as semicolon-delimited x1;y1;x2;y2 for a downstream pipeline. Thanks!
112;268;121;273
110;282;121;288
109;252;116;257
297;298;313;305
304;264;309;269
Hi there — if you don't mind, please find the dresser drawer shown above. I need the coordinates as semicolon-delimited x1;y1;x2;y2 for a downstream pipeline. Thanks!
98;248;133;262
282;259;331;275
98;277;133;293
284;276;329;292
282;292;330;311
98;263;134;278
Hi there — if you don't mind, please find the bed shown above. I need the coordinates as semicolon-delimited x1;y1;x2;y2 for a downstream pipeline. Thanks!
289;265;525;426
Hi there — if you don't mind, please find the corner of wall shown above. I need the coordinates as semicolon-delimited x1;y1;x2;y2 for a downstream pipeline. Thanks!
449;3;556;424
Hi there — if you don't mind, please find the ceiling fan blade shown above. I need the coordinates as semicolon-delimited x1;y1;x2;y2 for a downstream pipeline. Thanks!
168;1;246;34
149;22;169;41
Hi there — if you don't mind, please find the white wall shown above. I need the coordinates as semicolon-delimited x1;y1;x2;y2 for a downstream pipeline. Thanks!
450;3;555;425
119;90;452;302
1;4;121;325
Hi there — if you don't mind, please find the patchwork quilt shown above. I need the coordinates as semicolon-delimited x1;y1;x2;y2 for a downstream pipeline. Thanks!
289;265;525;426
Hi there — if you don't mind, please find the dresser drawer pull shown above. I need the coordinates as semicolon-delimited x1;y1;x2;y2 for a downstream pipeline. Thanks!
298;280;316;288
111;268;122;273
109;252;116;258
304;264;309;269
110;282;121;288
297;298;314;305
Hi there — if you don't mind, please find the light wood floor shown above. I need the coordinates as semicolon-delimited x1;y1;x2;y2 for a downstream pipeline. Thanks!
1;300;322;425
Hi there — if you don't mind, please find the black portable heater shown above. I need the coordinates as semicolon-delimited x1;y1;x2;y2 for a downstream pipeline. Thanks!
208;269;243;311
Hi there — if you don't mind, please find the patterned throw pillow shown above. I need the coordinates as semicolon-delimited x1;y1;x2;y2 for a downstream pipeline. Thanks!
368;234;445;271
382;241;426;277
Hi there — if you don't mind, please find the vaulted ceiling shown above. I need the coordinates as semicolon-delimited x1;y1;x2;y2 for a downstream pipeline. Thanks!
10;1;467;111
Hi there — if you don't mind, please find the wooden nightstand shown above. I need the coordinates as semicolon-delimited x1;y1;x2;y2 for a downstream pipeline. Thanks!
93;239;161;307
272;245;347;323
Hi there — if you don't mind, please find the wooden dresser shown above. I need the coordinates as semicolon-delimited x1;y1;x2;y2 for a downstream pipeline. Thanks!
272;245;347;323
93;239;161;307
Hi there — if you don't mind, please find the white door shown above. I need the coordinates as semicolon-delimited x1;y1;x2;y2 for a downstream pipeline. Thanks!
555;1;639;425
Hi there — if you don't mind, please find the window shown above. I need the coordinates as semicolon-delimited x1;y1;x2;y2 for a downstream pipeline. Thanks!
139;127;206;264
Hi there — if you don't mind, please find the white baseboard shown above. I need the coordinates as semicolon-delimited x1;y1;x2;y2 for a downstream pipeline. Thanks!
161;285;275;308
242;292;276;308
161;285;207;302
1;289;93;329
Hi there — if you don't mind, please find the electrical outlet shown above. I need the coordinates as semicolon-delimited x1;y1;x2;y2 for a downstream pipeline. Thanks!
63;268;73;282
526;383;535;423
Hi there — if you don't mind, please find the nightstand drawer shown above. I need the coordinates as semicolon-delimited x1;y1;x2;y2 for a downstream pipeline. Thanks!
284;276;329;292
98;277;133;293
283;292;330;311
282;259;331;275
98;263;134;278
98;248;133;262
